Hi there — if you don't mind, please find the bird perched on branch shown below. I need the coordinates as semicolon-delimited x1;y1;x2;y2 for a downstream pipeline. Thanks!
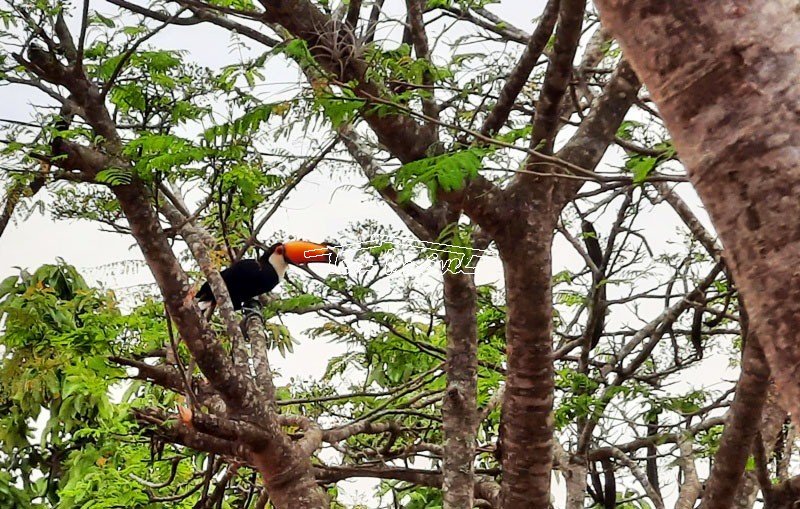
196;240;337;313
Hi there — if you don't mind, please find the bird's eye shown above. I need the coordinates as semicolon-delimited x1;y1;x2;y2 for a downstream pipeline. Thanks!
276;246;284;255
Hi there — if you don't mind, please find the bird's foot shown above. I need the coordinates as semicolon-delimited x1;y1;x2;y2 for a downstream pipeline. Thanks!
241;299;263;320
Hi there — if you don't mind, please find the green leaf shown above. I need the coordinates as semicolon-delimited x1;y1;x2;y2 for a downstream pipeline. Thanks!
92;12;115;28
317;92;365;127
369;173;391;191
393;148;485;204
625;155;658;184
279;39;315;69
204;104;275;144
95;168;132;186
616;119;644;141
0;275;18;298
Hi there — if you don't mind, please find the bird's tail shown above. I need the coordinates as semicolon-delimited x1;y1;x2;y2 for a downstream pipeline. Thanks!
194;283;215;309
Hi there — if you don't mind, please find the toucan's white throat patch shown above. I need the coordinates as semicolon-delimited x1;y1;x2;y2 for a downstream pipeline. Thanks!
269;251;289;281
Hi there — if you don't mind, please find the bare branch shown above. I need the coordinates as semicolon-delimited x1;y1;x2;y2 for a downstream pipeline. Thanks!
236;136;339;259
54;11;78;63
675;433;702;509
650;182;722;262
609;448;665;509
440;5;530;44
0;168;48;238
363;0;385;43
405;0;438;130
106;0;280;46
344;0;361;29
75;0;90;71
338;123;439;241
480;0;559;136
529;0;585;152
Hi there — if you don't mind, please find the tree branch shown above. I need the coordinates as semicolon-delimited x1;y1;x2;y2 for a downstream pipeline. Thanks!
75;0;90;71
0;169;48;238
480;0;559;136
609;448;665;509
675;433;702;509
529;0;585;152
700;318;771;509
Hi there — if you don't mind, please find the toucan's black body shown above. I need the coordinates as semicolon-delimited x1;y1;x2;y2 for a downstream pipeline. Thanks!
195;257;278;310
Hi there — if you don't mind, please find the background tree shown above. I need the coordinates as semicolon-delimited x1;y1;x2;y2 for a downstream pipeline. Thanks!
0;0;793;508
593;1;800;508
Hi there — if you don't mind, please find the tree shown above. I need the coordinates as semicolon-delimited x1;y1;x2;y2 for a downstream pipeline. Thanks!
0;0;789;507
593;1;800;507
0;262;169;508
109;1;638;506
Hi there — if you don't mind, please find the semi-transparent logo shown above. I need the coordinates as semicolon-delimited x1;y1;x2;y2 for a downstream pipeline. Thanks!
304;235;487;276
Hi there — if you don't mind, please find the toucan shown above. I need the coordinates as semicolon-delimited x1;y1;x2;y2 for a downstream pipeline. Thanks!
196;240;337;312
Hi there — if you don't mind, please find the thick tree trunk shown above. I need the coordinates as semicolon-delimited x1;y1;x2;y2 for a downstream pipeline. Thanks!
342;124;482;507
442;271;479;508
250;453;329;509
496;199;557;509
593;0;800;429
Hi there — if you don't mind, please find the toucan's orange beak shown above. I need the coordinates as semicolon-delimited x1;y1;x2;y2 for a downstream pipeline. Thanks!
283;241;338;265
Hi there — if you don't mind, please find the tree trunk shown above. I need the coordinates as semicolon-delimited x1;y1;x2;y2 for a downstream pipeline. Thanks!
593;0;800;429
250;453;329;509
441;271;479;508
342;123;482;507
496;199;557;508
